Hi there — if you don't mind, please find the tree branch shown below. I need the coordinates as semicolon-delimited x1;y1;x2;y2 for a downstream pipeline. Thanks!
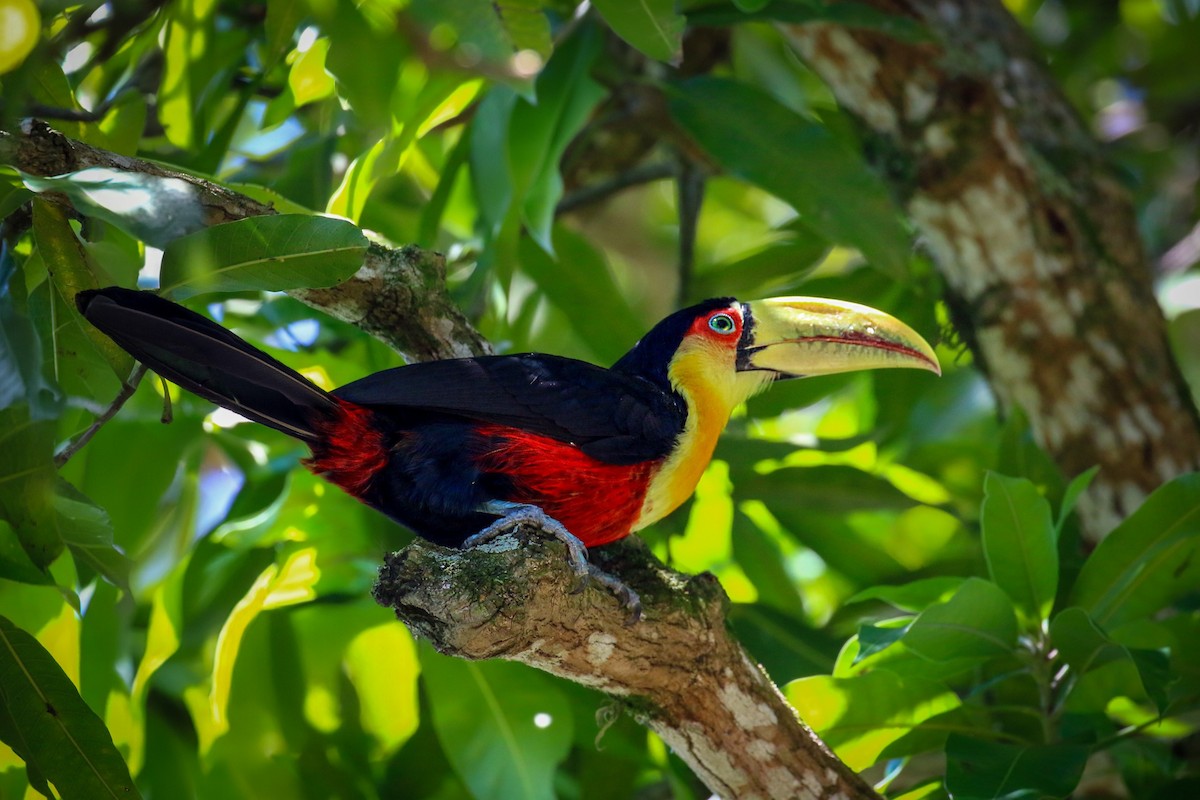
374;533;881;800
1;120;490;363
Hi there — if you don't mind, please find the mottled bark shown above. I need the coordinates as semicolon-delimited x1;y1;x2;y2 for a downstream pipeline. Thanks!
375;533;880;800
1;120;489;362
782;1;1200;537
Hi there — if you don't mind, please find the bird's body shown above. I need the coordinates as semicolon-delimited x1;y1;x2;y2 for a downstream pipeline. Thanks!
78;287;939;604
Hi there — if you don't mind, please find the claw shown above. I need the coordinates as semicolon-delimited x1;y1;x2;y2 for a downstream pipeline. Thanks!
587;564;642;625
469;501;640;621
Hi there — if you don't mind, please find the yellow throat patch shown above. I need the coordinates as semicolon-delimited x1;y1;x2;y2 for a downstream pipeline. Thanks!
634;339;771;529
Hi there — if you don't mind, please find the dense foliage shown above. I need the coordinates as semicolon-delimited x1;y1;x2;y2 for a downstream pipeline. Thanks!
1;1;1199;798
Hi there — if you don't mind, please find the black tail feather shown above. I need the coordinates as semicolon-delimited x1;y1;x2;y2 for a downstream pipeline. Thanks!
77;288;337;442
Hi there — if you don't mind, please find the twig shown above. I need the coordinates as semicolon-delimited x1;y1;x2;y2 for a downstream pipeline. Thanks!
54;363;148;467
556;162;676;215
2;122;491;362
675;154;706;306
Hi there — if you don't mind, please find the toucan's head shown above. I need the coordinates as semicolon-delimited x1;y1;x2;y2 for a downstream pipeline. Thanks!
614;296;940;413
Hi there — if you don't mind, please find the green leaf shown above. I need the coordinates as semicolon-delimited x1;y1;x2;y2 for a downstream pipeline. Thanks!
855;620;911;662
688;223;829;301
1057;465;1099;537
667;76;910;277
847;577;965;612
54;481;131;594
1071;473;1200;627
592;0;684;63
0;615;142;799
495;0;553;58
517;227;643;363
1050;607;1171;713
0;269;60;418
32;200;134;379
981;473;1057;627
264;0;305;66
690;0;930;43
0;520;50;585
944;734;1088;800
0;408;61;569
287;38;336;107
730;509;807;614
471;87;519;235
509;27;604;252
0;172;33;220
158;214;368;299
421;645;572;800
903;578;1018;662
21;168;207;249
158;0;219;150
727;603;839;684
327;73;475;221
737;465;919;513
784;669;960;771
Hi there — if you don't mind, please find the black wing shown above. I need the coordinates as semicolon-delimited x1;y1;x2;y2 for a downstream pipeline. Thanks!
333;355;684;464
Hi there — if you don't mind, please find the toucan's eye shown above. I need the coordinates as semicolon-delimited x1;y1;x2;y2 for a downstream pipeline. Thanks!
708;313;737;334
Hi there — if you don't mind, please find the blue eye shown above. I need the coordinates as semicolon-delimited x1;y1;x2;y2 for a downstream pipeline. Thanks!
709;313;736;334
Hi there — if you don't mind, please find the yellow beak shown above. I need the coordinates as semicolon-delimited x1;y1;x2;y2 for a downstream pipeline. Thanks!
738;297;941;378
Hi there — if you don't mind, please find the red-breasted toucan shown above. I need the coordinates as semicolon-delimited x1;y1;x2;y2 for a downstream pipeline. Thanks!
78;288;939;618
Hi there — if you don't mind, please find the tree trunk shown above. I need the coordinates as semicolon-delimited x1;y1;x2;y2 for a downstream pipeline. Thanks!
782;0;1200;538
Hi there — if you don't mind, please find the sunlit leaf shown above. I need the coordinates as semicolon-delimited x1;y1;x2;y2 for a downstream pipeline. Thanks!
0;615;142;799
345;623;421;754
287;37;336;107
327;73;477;221
784;669;960;771
21;168;206;249
206;547;319;751
158;0;219;150
158;214;368;299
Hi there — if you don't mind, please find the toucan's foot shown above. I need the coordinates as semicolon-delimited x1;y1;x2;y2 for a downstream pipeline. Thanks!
467;502;590;580
467;501;639;622
588;564;642;625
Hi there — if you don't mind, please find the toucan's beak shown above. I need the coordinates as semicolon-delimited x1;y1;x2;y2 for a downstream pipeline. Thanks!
738;297;941;378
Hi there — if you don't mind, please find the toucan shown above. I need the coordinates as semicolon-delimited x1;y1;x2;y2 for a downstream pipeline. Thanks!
78;288;939;618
